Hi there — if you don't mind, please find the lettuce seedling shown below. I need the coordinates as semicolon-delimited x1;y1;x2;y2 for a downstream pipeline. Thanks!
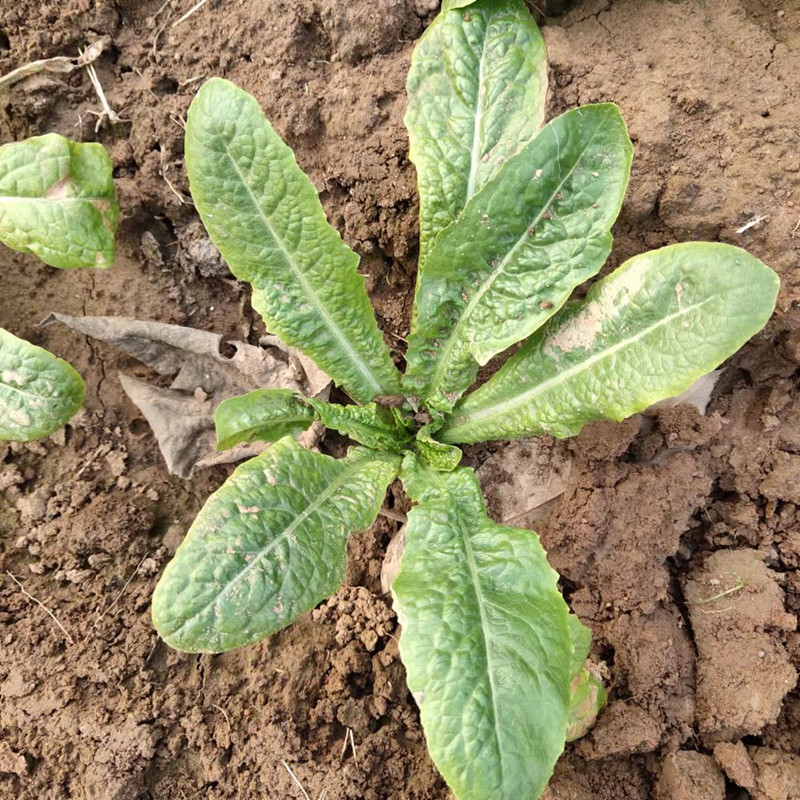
0;133;118;441
151;2;779;798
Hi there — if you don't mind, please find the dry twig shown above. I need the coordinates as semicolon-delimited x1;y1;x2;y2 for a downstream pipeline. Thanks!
159;148;192;206
210;703;232;733
282;760;312;800
82;49;123;131
348;728;359;768
172;0;211;27
736;214;768;234
6;571;74;644
0;36;109;91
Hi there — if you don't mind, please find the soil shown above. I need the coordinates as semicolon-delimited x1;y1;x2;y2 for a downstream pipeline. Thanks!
1;1;799;799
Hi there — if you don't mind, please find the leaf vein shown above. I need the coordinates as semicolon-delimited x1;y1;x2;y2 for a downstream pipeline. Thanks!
218;140;383;398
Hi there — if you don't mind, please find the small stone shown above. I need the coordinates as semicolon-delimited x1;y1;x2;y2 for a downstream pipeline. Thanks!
105;450;127;478
0;465;25;491
0;742;28;777
139;558;159;577
140;231;164;269
684;549;797;739
15;487;52;523
413;0;438;13
749;748;800;800
361;629;379;651
63;569;93;585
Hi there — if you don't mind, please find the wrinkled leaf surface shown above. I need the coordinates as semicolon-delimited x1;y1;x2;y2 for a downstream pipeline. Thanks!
415;423;462;471
0;134;117;269
405;104;632;411
393;455;573;800
306;397;414;452
185;78;401;403
215;389;413;452
153;437;400;652
215;389;317;450
567;613;592;678
441;243;779;443
0;328;85;441
406;0;546;267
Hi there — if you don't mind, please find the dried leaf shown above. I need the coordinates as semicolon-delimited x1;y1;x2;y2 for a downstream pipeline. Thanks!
46;315;331;477
119;374;215;478
651;369;722;415
380;525;406;595
477;439;572;528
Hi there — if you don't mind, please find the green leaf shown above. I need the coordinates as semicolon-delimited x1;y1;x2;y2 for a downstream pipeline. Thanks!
185;78;402;403
393;455;573;800
441;243;779;444
442;0;481;10
215;389;414;452
566;666;607;742
567;613;592;679
563;613;607;739
152;437;400;652
415;423;462;471
404;104;632;412
215;389;316;449
306;397;414;452
0;327;85;441
0;134;118;269
406;0;547;268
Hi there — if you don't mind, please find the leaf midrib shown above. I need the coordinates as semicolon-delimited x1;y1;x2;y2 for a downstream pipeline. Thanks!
428;470;507;790
446;298;713;434
218;141;384;398
425;115;605;400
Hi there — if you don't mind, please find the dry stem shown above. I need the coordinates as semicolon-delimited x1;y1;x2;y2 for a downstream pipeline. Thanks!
172;0;210;27
282;760;312;800
6;571;74;645
0;36;109;91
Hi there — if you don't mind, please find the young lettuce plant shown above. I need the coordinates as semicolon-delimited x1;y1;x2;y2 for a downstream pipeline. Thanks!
151;1;779;798
0;133;118;441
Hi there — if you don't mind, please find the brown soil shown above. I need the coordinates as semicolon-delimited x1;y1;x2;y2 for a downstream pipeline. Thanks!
1;1;799;799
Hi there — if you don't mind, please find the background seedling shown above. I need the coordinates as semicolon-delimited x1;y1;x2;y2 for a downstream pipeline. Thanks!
0;133;118;441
